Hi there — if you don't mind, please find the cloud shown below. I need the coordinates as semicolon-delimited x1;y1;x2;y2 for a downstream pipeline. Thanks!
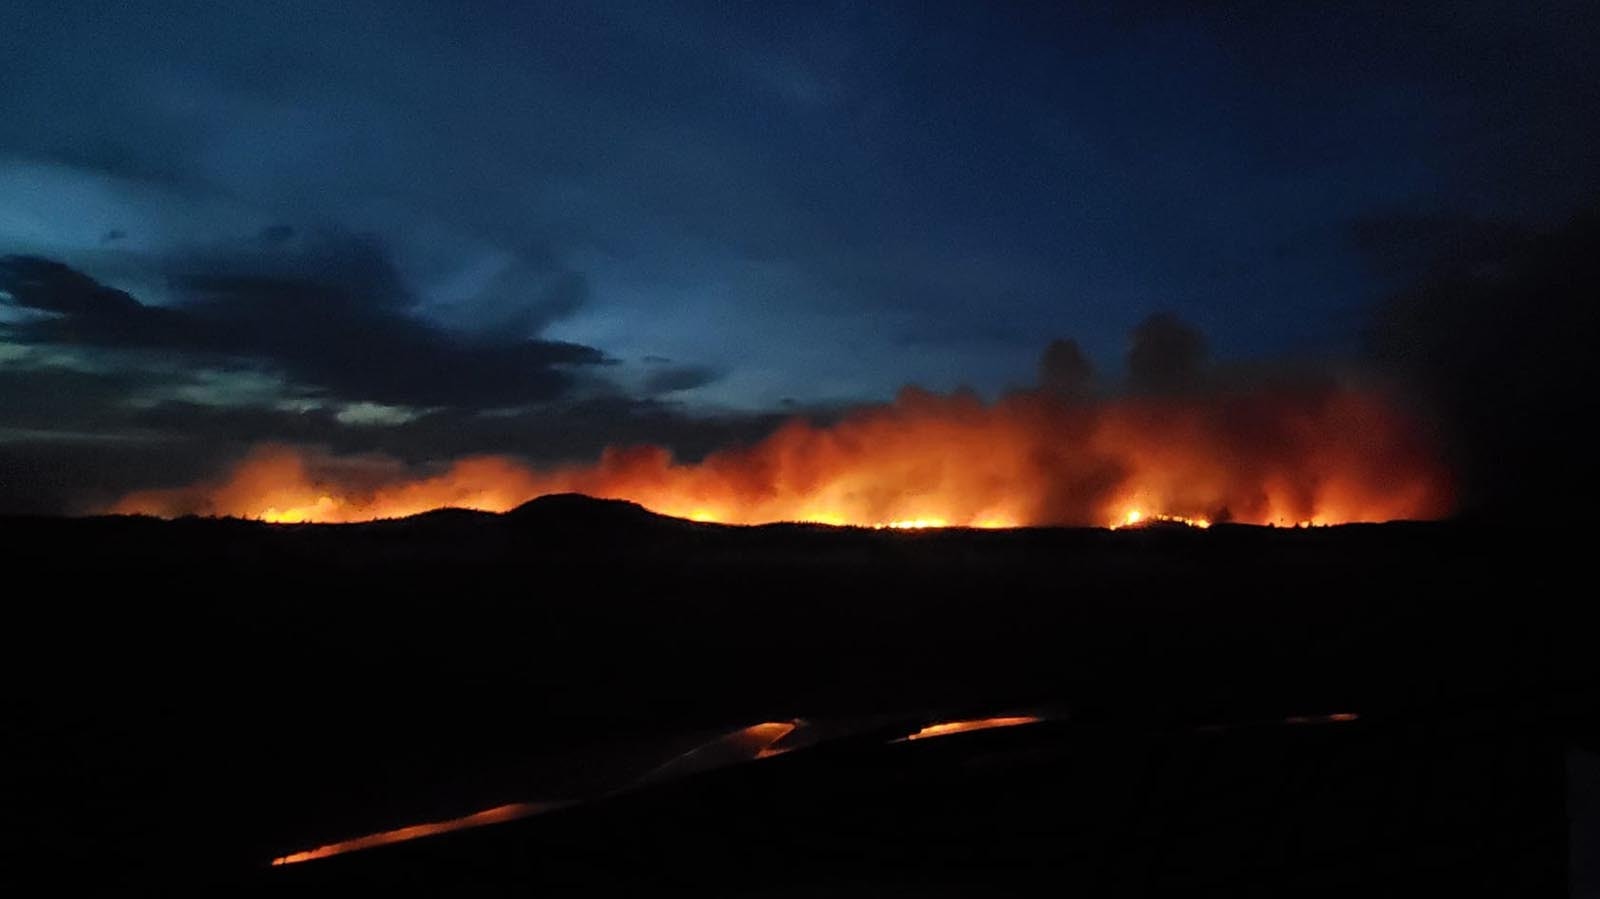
0;343;789;514
641;365;720;396
334;402;421;427
1;244;609;409
453;254;592;339
0;231;774;514
0;255;147;319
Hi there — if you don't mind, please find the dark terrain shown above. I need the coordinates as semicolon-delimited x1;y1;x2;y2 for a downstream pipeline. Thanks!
4;496;1594;894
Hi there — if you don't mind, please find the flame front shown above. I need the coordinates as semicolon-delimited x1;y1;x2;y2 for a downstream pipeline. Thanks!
113;383;1450;527
899;716;1044;741
269;802;553;866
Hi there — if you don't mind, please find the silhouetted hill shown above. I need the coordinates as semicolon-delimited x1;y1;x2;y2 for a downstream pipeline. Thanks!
504;492;677;531
392;506;500;525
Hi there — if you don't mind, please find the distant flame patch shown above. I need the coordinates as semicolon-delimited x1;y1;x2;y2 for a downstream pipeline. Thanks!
116;384;1449;528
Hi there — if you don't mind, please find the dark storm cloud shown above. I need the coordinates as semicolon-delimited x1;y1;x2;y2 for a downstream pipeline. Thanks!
0;364;173;436
1;256;146;319
1;250;606;408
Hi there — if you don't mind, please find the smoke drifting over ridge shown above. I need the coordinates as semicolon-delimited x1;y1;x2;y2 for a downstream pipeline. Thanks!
112;315;1451;528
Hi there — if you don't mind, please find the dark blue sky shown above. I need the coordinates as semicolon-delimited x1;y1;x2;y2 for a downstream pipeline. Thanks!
2;1;1597;510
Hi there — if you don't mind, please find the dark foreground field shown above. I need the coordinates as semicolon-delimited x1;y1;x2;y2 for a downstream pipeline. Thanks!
4;497;1595;895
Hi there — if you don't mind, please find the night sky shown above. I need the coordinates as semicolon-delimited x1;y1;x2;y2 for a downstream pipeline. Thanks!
2;1;1597;514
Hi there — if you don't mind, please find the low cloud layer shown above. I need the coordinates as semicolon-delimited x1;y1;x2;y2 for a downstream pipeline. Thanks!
1;244;605;409
0;242;768;513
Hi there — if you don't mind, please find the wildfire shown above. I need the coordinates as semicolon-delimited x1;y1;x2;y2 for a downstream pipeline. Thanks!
877;518;950;530
1111;509;1211;529
112;382;1450;528
269;802;560;866
897;716;1045;742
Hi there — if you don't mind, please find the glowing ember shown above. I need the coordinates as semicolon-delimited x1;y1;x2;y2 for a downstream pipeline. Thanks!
269;801;560;866
644;721;800;783
1110;509;1211;529
877;518;949;530
897;716;1044;742
112;383;1450;527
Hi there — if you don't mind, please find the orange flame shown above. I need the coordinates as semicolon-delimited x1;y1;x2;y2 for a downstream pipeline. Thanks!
898;716;1044;741
269;801;557;866
112;383;1450;528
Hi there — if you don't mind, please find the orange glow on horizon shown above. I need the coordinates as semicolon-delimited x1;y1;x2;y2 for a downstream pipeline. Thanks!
268;802;557;867
112;383;1451;528
1110;509;1211;529
898;716;1044;741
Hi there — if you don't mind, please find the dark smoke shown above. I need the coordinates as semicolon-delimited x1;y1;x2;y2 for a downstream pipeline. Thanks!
1368;209;1600;521
1127;313;1209;392
1037;338;1095;398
